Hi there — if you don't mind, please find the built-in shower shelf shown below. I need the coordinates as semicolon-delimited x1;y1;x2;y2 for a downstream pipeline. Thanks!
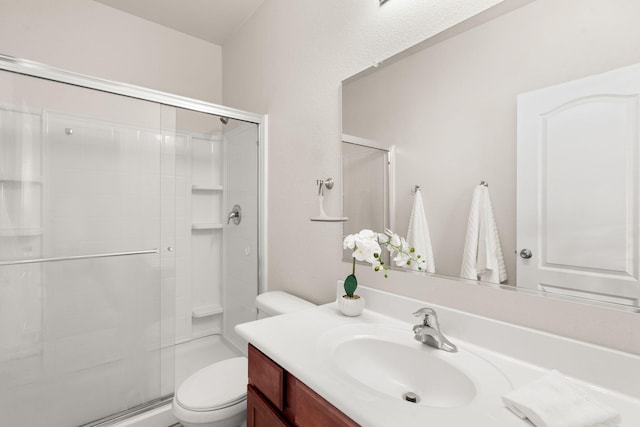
192;223;223;230
191;327;223;339
192;304;224;318
192;184;223;192
0;228;42;237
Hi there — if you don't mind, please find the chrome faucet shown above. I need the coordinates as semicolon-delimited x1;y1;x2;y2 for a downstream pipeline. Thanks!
412;307;458;352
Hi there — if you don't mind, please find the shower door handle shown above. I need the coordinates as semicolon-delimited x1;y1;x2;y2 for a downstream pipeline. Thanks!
227;205;242;225
0;249;159;266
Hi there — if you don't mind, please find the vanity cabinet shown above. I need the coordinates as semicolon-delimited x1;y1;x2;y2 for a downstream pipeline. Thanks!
247;386;289;427
247;344;359;427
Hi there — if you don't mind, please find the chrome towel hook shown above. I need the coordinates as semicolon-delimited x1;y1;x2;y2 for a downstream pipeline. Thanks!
316;177;334;196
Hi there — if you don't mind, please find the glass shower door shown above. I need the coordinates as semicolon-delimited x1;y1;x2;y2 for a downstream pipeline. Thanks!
222;120;260;350
0;71;175;426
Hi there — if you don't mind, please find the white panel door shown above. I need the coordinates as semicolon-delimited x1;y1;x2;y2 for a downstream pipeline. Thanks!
517;63;640;306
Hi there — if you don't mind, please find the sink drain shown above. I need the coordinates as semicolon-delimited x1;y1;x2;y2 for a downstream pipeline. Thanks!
403;392;420;403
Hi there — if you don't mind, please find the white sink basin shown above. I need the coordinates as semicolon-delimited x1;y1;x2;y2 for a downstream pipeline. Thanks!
318;323;512;408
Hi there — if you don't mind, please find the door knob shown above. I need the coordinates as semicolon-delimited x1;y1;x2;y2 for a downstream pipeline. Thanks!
519;249;532;259
227;204;242;225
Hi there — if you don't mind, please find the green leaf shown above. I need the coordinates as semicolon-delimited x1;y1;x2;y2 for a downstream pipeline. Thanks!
344;274;358;297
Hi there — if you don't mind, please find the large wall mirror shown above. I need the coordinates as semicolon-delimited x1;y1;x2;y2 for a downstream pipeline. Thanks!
342;0;640;311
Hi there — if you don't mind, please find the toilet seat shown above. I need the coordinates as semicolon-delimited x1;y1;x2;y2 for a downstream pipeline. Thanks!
175;357;248;412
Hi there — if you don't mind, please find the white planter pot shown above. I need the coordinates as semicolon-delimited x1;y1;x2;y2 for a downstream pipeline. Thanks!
339;294;365;317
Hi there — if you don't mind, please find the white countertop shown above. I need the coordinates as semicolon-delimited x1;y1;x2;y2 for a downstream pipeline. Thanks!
235;285;640;427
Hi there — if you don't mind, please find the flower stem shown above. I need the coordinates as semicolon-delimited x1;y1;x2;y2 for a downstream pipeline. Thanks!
352;255;356;276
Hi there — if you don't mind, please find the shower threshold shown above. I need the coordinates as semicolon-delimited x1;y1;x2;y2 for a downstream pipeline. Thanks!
80;396;175;427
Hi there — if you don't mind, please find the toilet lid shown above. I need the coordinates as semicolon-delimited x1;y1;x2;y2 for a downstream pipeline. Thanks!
176;357;248;412
256;291;315;316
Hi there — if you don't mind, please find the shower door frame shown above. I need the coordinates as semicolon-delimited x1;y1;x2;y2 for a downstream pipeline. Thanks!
0;54;268;423
0;53;268;297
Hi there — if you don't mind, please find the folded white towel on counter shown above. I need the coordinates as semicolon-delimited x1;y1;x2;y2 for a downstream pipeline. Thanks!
460;184;507;284
502;370;621;427
406;188;435;273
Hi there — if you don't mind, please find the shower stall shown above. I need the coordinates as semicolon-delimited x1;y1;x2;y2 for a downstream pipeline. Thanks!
0;56;265;426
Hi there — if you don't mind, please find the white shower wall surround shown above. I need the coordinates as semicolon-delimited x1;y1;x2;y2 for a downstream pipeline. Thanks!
182;131;226;342
0;60;264;427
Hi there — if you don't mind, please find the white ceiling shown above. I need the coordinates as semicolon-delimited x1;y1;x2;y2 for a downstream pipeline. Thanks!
93;0;264;45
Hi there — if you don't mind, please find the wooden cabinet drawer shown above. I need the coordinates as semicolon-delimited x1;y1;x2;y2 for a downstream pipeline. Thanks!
248;344;285;411
247;385;291;427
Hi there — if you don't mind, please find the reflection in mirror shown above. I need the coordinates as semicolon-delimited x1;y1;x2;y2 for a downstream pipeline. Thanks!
516;65;640;307
341;0;640;310
342;135;391;264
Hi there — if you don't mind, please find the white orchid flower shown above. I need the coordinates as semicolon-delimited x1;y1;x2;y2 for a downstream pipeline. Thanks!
377;232;390;244
343;233;357;250
392;236;412;266
388;232;401;248
393;250;411;266
352;237;381;264
344;230;376;249
369;257;383;272
356;229;377;241
345;230;382;265
343;228;425;297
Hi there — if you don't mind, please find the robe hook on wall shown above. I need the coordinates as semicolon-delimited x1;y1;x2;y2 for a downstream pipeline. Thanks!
411;185;421;194
317;178;334;195
480;181;488;187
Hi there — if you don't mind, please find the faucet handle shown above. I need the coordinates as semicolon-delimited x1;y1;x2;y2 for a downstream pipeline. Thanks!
412;307;438;327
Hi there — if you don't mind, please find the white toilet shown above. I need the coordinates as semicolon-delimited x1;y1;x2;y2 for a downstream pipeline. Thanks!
255;290;316;319
171;291;315;427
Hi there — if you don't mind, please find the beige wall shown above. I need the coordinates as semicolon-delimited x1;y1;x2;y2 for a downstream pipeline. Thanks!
223;0;640;356
0;0;222;103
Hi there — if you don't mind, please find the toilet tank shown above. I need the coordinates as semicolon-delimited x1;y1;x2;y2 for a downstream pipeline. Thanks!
255;291;315;319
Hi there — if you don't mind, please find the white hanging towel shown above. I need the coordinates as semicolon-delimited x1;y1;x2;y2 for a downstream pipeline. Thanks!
406;188;435;273
460;184;507;284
